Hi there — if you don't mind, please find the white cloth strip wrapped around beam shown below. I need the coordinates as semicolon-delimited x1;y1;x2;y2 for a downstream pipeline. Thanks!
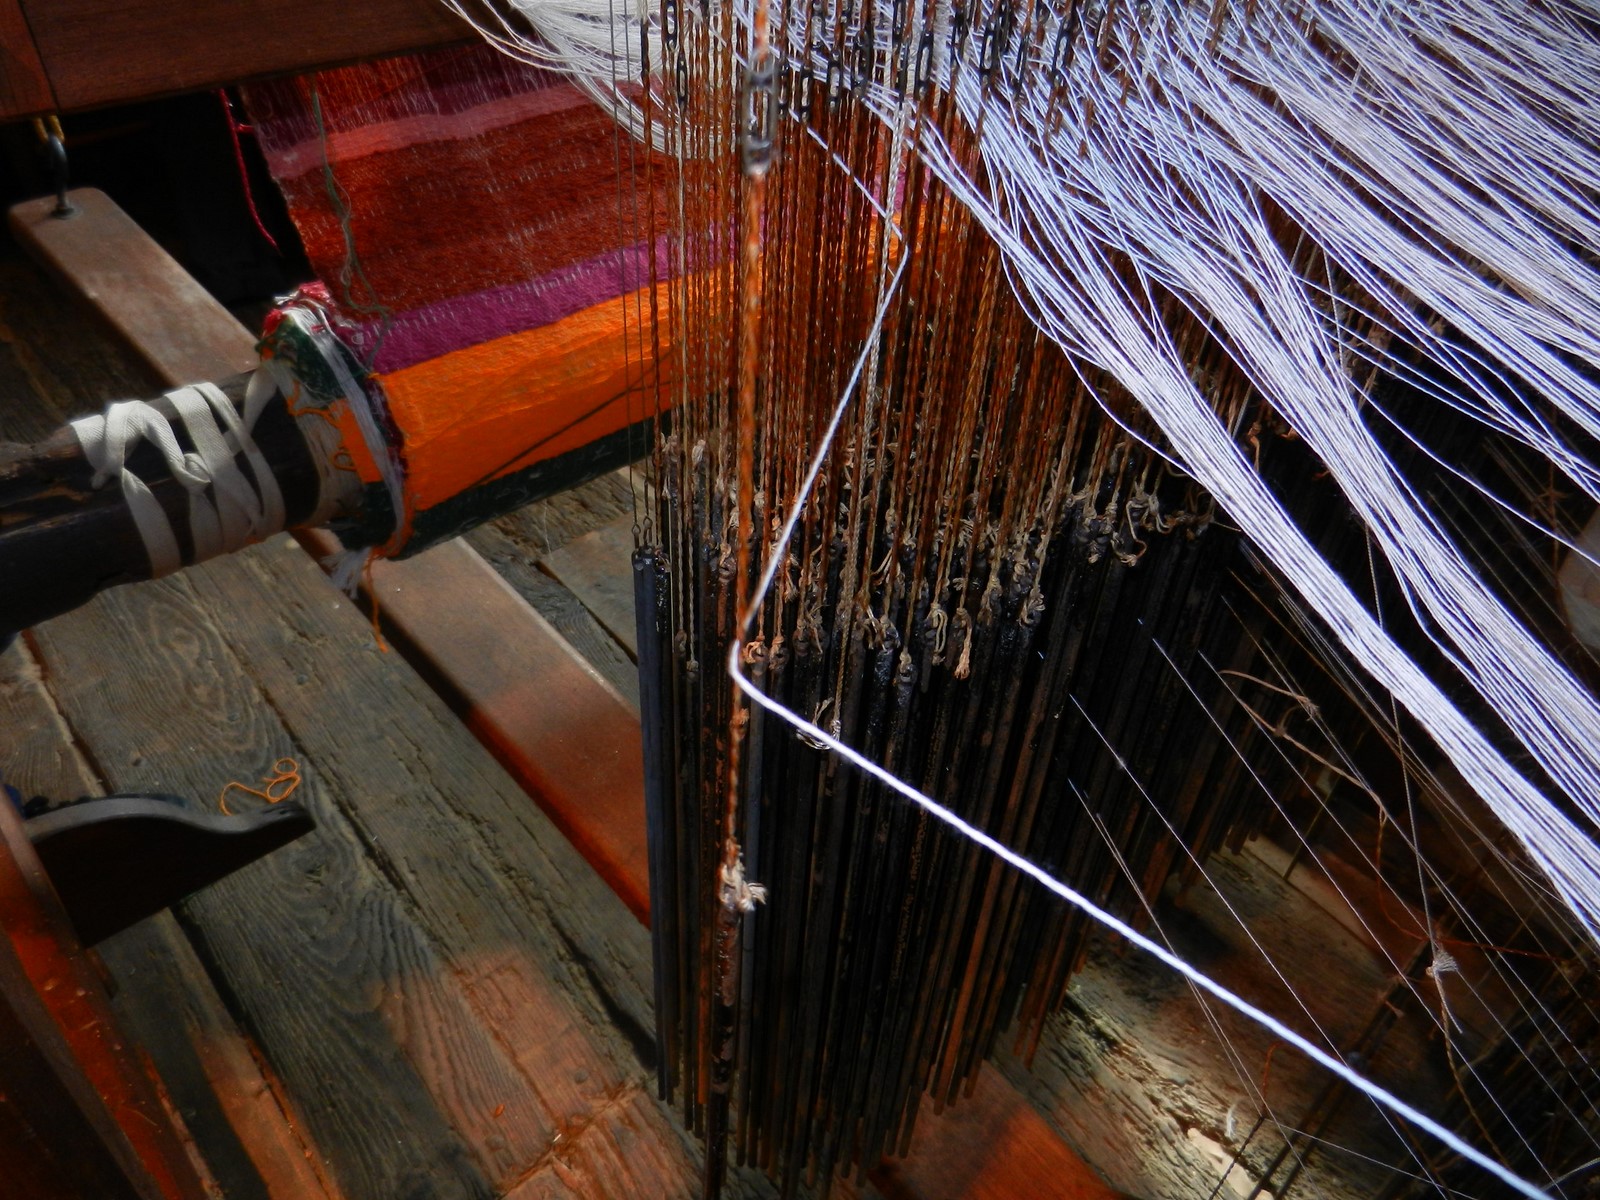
71;381;287;577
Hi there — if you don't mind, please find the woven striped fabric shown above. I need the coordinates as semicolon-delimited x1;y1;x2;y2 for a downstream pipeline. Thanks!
243;44;668;554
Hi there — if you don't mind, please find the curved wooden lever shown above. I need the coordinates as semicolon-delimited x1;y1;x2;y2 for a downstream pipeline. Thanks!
25;796;315;946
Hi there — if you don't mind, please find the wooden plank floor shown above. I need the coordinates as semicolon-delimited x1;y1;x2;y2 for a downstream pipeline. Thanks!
0;230;785;1200
0;210;1418;1200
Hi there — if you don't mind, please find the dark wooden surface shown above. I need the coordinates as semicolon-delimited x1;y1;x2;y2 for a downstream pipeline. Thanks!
5;0;471;120
0;0;53;117
300;529;656;925
1;183;1139;1200
0;211;781;1199
0;635;341;1200
466;477;644;709
538;515;641;660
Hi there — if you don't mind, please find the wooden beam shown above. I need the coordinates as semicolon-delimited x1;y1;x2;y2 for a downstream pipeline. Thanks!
304;528;655;925
0;913;149;1200
20;177;1125;1200
9;190;258;385
8;0;471;120
0;0;53;118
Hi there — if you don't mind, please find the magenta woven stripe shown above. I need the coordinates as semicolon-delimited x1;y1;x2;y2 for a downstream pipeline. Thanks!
340;236;676;372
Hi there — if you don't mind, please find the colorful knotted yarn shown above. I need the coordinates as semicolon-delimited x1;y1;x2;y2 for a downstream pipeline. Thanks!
242;43;671;556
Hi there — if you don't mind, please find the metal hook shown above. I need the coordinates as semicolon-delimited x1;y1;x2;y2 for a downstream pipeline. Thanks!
30;116;74;218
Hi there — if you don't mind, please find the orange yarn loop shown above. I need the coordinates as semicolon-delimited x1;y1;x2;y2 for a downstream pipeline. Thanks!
219;757;302;815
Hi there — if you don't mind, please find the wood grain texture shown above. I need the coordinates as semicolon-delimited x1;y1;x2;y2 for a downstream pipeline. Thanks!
175;537;778;1200
874;1065;1131;1200
538;515;639;659
0;0;53;118
465;467;645;707
0;245;344;1200
99;915;345;1200
499;1085;710;1200
12;0;471;118
301;528;655;925
472;468;640;562
0;638;94;803
29;571;545;1199
468;521;640;709
10;190;259;386
25;536;782;1198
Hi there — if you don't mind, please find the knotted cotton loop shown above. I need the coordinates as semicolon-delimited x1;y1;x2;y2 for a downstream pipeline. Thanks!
71;382;286;578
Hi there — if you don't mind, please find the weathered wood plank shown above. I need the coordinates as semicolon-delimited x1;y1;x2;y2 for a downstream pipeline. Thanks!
876;1065;1132;1200
29;572;549;1199
0;639;92;803
11;0;470;119
301;529;654;925
0;252;341;1200
471;469;640;562
194;536;792;1197
499;1085;711;1200
539;515;639;659
468;520;640;709
0;1;53;119
0;253;159;438
100;915;345;1200
28;534;782;1198
9;190;258;387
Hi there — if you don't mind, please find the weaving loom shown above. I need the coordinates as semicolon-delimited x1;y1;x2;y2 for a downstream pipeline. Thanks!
2;0;1600;1197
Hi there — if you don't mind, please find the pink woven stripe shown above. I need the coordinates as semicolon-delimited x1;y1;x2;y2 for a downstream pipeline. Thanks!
345;236;676;372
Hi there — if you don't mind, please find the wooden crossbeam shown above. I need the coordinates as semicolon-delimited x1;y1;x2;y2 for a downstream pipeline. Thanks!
0;1;471;121
11;185;1125;1200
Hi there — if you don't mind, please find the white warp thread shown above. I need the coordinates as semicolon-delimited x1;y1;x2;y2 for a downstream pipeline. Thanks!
71;382;286;578
725;256;1552;1200
447;2;1593;1190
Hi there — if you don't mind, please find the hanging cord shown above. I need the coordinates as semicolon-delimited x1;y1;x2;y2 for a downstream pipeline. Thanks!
71;382;287;578
217;89;281;253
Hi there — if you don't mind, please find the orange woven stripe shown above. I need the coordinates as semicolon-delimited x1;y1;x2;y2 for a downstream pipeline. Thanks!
378;281;674;520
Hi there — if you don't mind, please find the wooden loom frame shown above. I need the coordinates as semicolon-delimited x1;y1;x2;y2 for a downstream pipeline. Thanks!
0;3;1119;1193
